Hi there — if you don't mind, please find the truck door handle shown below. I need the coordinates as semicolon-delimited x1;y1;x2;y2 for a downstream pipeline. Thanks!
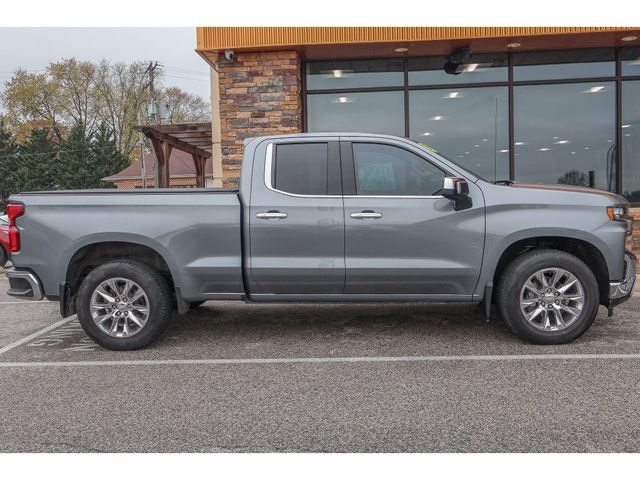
350;210;383;219
256;211;288;220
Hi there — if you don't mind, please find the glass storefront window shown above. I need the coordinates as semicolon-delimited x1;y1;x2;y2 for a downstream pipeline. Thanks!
622;47;640;77
513;48;615;81
514;82;616;190
408;53;508;85
622;81;640;202
306;59;404;90
306;91;405;136
409;87;509;181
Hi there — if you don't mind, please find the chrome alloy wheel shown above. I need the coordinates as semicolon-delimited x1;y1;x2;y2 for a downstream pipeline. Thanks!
89;277;150;338
519;268;585;332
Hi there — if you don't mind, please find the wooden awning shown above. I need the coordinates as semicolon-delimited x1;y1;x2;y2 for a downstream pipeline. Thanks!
135;123;212;188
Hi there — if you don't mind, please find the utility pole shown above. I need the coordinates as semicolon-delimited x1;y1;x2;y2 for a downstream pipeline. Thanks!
137;110;147;189
143;61;162;187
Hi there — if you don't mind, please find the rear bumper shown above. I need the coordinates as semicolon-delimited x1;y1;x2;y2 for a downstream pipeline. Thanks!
5;268;44;301
609;250;637;304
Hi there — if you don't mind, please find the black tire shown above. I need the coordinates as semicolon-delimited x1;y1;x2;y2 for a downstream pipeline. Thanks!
0;246;6;268
496;249;600;345
76;260;172;350
189;301;206;309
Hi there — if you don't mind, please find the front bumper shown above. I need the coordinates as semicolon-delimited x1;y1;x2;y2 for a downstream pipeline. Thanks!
609;250;637;303
5;268;44;301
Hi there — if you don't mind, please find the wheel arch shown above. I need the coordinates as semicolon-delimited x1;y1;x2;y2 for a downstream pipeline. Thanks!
490;236;609;305
63;240;180;316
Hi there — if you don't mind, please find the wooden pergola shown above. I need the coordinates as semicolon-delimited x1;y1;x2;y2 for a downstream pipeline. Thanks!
135;123;213;188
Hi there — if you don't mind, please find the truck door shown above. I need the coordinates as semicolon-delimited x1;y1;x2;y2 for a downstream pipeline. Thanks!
248;138;345;295
341;139;485;297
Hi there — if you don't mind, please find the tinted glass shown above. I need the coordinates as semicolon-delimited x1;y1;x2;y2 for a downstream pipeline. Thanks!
514;48;615;81
306;59;404;90
622;81;640;202
0;216;7;226
622;47;640;77
408;53;508;85
409;87;509;181
352;143;445;196
274;143;328;195
514;82;616;190
307;91;405;136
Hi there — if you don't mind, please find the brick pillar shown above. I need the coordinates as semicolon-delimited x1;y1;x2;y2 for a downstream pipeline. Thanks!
217;51;302;188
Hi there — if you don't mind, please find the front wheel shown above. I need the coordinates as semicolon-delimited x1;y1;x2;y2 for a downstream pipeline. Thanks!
497;249;600;344
76;260;172;350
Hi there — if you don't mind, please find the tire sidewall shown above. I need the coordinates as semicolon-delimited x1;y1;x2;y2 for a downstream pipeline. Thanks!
77;262;171;350
500;251;600;344
0;246;6;268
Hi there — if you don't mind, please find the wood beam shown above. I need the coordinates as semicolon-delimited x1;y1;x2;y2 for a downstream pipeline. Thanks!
192;153;206;188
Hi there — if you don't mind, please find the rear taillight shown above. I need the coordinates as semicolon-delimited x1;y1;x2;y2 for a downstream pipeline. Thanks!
6;203;25;253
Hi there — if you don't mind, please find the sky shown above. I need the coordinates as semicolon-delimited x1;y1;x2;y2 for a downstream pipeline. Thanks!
0;27;211;101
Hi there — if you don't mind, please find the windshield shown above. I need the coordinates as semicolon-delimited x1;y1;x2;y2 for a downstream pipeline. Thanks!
411;139;490;182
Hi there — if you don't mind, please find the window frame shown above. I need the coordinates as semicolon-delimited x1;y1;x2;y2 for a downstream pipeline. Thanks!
265;141;342;198
340;140;450;198
303;47;640;205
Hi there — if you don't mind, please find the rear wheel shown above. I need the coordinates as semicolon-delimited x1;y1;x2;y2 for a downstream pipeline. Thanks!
0;246;6;268
497;249;600;344
76;260;172;350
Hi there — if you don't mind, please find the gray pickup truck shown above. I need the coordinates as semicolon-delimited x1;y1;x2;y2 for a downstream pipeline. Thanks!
5;133;637;349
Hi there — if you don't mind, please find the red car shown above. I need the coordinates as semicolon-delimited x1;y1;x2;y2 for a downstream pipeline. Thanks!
0;215;9;268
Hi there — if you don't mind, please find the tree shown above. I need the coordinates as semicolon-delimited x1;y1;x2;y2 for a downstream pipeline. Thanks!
0;122;20;208
15;128;59;192
2;58;211;160
92;122;129;184
56;122;98;190
158;86;210;124
558;169;589;187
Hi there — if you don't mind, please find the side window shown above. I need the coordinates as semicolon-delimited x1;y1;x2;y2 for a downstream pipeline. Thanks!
352;143;446;196
273;143;328;195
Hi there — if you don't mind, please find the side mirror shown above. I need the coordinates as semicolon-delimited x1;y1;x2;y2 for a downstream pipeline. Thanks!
442;177;472;211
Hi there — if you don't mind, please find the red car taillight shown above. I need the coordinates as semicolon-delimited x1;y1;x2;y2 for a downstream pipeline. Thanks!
6;203;25;253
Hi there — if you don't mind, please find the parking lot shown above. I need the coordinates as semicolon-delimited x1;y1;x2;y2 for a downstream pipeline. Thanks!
1;273;640;452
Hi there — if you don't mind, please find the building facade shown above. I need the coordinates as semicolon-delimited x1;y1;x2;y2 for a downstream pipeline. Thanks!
195;27;640;263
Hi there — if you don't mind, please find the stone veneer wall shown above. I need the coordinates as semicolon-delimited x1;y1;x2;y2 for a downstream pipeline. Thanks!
217;51;302;188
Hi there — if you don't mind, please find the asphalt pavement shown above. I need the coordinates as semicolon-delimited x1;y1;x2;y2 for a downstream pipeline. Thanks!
1;275;640;452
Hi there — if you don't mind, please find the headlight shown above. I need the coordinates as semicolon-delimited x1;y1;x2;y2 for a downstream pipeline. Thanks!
607;205;633;236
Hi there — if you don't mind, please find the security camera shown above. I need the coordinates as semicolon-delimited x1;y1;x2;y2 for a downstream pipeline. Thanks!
224;50;235;61
444;47;472;75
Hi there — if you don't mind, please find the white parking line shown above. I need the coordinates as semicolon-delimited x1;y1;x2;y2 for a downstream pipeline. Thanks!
2;352;640;368
0;316;76;356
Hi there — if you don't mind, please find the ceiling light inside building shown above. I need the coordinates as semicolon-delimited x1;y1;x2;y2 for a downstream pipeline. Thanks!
394;47;409;53
514;141;525;146
332;96;353;104
622;124;631;128
444;91;461;99
554;140;570;144
431;115;443;120
422;132;432;136
622;36;638;42
498;149;509;153
537;147;551;151
584;86;605;93
507;42;521;48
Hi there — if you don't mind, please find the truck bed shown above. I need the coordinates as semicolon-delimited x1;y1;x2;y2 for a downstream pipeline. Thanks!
9;189;245;301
